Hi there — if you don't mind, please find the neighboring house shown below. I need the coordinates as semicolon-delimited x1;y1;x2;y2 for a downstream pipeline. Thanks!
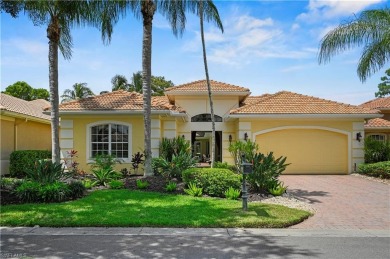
0;93;51;174
58;80;380;175
359;97;390;142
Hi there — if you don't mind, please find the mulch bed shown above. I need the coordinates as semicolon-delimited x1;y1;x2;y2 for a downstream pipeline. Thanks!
124;175;186;195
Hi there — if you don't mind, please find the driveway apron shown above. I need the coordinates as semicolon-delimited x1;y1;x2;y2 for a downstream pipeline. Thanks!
279;175;390;230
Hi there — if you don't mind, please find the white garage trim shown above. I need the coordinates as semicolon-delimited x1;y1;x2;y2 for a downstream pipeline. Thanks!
252;126;352;174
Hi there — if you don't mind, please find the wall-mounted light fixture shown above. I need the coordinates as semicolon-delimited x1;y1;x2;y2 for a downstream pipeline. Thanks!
356;132;362;142
229;134;232;144
182;134;185;139
244;132;248;141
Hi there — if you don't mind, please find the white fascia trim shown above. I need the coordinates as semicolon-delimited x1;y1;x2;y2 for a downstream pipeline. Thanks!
228;114;381;119
166;91;250;96
1;111;51;124
364;127;390;130
253;125;352;174
58;110;178;115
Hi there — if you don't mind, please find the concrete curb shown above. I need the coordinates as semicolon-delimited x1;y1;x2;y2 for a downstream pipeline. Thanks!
1;227;389;237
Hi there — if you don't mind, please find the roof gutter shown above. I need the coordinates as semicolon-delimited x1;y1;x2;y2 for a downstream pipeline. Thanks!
1;110;51;124
57;110;187;117
227;113;382;119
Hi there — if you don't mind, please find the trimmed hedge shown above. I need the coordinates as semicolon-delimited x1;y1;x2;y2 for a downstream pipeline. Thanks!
9;150;51;178
358;161;390;179
182;168;242;197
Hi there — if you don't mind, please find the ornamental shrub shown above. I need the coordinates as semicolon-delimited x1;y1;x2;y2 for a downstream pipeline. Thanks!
14;181;41;203
68;181;86;198
248;152;289;192
182;168;241;197
26;160;70;184
358;161;390;179
364;138;390;163
39;181;70;202
109;180;125;189
9;150;51;178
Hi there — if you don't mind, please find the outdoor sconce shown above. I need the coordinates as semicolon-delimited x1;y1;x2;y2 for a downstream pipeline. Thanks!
229;134;232;144
356;132;362;142
182;134;185;139
244;132;248;141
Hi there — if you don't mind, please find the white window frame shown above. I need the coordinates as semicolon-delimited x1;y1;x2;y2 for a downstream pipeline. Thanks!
367;133;387;142
86;121;132;163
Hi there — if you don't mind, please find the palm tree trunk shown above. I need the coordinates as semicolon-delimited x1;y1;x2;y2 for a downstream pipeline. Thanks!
141;0;156;176
47;18;61;164
199;1;215;168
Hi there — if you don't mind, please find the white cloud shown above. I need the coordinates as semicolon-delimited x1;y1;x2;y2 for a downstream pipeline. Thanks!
182;13;314;66
297;0;385;22
4;38;47;55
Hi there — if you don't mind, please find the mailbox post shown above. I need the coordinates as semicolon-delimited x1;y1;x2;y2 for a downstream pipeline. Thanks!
241;154;253;211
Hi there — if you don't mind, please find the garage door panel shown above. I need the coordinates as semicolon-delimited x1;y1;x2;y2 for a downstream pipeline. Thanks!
256;129;348;174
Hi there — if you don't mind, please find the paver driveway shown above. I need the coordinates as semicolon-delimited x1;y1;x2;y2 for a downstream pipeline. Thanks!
280;175;390;230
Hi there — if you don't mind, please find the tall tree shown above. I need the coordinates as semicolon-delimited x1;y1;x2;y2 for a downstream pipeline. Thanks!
318;8;390;82
127;71;174;95
2;0;106;163
103;0;223;176
2;81;49;101
111;74;130;91
197;0;223;167
129;72;143;93
375;68;390;97
61;82;95;103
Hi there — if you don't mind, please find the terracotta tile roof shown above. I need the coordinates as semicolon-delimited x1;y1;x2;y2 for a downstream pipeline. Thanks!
365;118;390;128
231;91;378;114
58;90;184;112
360;97;390;109
165;80;250;93
29;99;51;110
0;93;50;121
241;94;271;105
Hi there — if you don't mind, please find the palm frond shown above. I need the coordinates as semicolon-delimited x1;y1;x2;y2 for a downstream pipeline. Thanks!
318;8;390;82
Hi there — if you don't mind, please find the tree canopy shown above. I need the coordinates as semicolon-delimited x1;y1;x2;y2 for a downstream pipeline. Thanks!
375;69;390;97
61;82;95;103
111;72;174;96
318;8;390;82
2;81;49;101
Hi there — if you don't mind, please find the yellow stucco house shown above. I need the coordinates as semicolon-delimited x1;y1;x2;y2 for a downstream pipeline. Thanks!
359;97;390;142
58;80;380;175
0;93;51;174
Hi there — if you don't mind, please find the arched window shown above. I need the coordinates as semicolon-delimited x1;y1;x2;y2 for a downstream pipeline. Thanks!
191;113;222;122
88;122;131;160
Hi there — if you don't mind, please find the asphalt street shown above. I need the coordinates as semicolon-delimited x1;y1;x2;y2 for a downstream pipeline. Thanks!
1;228;389;259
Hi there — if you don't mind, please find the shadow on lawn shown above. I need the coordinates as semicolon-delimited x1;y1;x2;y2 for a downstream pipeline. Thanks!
0;190;309;228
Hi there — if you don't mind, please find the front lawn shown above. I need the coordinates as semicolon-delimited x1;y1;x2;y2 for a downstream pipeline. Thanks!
0;190;311;228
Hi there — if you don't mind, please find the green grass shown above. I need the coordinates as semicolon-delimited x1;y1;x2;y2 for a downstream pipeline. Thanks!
0;190;311;228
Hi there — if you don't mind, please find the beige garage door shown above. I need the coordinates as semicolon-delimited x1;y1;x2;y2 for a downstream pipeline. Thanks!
255;129;348;174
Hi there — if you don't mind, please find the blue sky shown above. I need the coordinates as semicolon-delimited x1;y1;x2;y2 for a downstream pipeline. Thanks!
1;0;388;105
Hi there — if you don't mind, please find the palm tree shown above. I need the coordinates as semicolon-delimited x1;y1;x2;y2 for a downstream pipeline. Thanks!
129;72;143;93
101;0;223;176
197;0;223;168
61;82;95;103
139;0;224;175
111;74;130;91
318;8;390;82
2;0;106;163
